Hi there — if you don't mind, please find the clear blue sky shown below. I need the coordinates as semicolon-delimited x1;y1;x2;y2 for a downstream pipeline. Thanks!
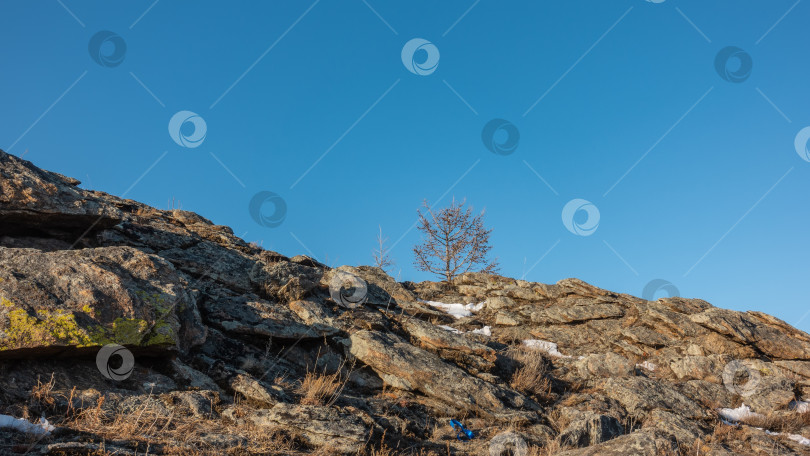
2;1;809;332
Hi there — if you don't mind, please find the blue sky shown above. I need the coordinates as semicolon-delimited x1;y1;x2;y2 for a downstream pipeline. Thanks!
2;1;809;332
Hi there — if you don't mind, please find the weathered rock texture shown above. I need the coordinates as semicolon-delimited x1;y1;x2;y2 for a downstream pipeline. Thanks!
1;149;810;455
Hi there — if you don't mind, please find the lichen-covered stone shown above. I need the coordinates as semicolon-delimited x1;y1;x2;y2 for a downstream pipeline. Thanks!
0;246;196;353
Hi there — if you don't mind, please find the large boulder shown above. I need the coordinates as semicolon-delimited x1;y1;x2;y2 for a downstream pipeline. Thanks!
399;316;497;373
0;246;200;354
597;377;707;420
557;408;624;447
0;150;123;236
237;403;373;454
557;429;678;456
346;330;525;414
199;293;332;340
249;260;324;302
689;308;810;360
574;353;635;379
323;266;416;307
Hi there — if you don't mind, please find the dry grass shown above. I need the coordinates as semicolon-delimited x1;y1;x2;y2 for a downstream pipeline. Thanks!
659;416;806;456
546;407;572;434
658;420;739;456
65;397;306;455
22;380;311;456
30;373;57;410
741;410;810;434
295;362;349;406
361;445;442;456
508;346;552;399
534;439;569;456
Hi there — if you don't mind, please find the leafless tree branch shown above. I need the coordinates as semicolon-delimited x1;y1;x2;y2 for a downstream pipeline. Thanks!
413;198;499;282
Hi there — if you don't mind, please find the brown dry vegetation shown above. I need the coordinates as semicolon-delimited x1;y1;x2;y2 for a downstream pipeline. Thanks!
741;410;810;434
507;346;553;401
10;384;312;456
14;374;809;456
295;361;350;407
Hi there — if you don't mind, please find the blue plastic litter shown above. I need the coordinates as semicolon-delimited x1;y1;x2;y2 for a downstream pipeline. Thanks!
449;419;474;440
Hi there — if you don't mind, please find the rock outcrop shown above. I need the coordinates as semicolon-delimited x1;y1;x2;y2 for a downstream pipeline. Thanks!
1;149;810;455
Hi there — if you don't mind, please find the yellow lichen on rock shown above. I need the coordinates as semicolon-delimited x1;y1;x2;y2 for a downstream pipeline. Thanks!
2;308;92;349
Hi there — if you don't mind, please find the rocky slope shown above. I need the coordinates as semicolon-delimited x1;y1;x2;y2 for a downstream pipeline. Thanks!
1;149;810;455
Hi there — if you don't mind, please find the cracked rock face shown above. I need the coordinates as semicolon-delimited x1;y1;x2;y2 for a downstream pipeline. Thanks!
2;149;810;455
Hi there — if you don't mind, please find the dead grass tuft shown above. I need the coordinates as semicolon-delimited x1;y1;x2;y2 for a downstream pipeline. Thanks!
30;373;57;410
741;410;810;434
296;362;349;406
508;346;552;399
25;381;313;455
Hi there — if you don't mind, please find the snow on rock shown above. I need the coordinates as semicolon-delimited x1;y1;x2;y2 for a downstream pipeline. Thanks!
719;403;810;447
522;339;572;359
765;430;810;446
0;415;55;435
785;433;810;446
437;325;462;334
790;400;810;413
423;300;484;319
437;325;491;337
718;404;763;423
471;326;491;336
636;361;657;372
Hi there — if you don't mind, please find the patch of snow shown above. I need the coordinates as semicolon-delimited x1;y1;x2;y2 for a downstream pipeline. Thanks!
0;415;55;435
723;404;810;447
522;339;572;359
765;430;810;446
436;325;491;337
636;361;657;372
786;433;810;446
423;300;484;319
718;404;763;423
471;326;491;336
438;325;462;334
790;400;810;413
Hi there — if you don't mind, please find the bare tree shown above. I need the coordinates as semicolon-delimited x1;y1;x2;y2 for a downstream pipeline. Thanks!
413;198;499;282
372;225;394;272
